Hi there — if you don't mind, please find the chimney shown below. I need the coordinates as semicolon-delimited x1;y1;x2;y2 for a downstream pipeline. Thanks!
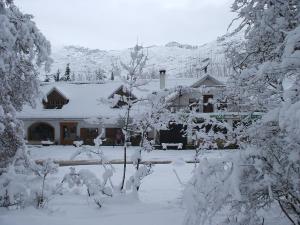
159;69;166;89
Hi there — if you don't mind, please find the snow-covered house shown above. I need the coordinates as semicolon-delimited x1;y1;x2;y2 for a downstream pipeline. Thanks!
17;73;252;147
166;74;227;113
17;76;192;145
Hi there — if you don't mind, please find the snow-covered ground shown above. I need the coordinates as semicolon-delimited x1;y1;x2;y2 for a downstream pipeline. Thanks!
0;146;288;225
0;146;235;225
27;145;234;162
0;162;194;225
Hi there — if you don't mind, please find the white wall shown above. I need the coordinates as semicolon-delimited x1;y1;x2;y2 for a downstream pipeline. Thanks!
22;119;104;144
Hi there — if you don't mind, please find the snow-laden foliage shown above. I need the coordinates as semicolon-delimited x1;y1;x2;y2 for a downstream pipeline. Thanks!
62;167;113;208
0;0;51;168
184;157;239;225
65;134;115;207
29;159;59;208
227;0;300;111
0;0;52;210
111;44;149;191
128;90;170;191
126;164;153;194
226;1;300;224
0;158;59;209
185;1;300;225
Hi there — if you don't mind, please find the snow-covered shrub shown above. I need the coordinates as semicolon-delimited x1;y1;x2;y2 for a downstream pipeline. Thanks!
126;164;153;193
30;159;59;208
184;157;239;225
62;167;113;208
0;158;59;209
65;135;115;207
0;165;31;209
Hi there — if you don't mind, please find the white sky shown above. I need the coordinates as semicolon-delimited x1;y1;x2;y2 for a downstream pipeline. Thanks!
15;0;236;50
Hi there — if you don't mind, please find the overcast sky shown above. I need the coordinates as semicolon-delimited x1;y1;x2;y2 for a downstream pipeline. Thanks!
15;0;236;50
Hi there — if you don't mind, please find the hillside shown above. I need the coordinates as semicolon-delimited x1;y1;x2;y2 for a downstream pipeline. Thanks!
44;34;242;81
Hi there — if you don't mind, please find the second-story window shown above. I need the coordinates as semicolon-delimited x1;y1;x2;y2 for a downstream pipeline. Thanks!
43;88;69;109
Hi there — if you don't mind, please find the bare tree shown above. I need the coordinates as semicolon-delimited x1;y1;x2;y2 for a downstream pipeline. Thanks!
117;44;148;191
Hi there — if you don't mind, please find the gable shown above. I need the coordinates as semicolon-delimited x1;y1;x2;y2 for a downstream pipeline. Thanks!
43;87;69;109
191;75;224;88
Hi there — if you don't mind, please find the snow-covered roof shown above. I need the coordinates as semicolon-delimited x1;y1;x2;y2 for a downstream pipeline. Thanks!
191;74;225;88
17;78;198;120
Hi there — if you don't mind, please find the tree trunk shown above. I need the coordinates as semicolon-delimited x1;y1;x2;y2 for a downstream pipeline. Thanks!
120;145;127;190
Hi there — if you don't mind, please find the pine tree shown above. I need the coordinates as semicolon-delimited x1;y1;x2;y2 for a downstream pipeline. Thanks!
110;71;114;80
53;69;60;82
63;63;71;81
95;68;106;81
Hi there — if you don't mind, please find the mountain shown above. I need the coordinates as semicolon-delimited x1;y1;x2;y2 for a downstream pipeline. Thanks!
44;34;242;81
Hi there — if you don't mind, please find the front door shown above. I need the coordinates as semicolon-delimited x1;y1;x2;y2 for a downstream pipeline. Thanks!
203;95;214;113
60;122;77;145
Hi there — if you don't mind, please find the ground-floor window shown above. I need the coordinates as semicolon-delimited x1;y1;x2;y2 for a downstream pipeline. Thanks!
28;122;55;141
105;128;124;145
80;128;99;145
104;128;141;146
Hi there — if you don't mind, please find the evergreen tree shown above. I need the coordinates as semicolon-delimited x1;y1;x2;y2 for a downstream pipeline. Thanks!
95;68;106;81
63;63;71;81
110;71;114;80
53;69;60;82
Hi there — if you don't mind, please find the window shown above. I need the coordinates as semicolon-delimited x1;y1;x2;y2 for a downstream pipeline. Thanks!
28;122;54;141
189;98;199;111
80;128;99;145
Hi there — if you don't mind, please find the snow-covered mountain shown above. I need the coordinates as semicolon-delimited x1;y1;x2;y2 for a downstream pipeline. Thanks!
45;34;242;81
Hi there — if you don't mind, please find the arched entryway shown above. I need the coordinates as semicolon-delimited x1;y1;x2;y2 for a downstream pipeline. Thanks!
28;122;55;141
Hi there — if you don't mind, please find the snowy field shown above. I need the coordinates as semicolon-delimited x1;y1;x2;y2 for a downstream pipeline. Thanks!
26;145;235;162
0;163;194;225
0;147;289;225
0;164;194;225
0;146;235;225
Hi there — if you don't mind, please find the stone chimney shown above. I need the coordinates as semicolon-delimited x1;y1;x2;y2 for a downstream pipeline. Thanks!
159;69;166;89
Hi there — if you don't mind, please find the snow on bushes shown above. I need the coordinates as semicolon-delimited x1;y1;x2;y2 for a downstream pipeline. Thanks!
0;158;59;209
183;157;239;225
62;167;113;208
